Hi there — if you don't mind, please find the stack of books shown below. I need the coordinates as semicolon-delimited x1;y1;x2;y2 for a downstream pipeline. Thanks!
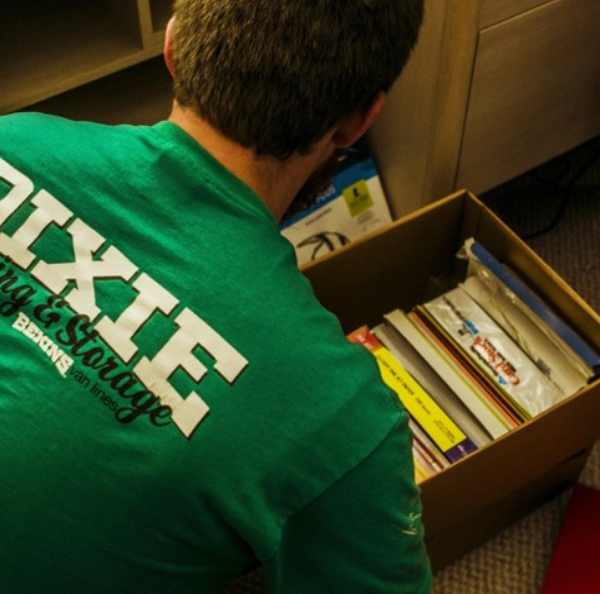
349;238;600;483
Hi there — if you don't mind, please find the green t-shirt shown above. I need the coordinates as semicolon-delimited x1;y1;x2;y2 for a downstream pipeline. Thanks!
0;113;431;594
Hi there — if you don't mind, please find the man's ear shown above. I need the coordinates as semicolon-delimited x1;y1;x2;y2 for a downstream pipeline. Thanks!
164;16;176;78
332;92;386;149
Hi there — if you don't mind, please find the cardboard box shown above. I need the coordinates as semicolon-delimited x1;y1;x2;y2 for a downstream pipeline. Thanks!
280;158;392;267
301;190;600;570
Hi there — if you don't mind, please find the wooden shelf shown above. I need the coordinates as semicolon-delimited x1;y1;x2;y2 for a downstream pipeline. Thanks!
150;0;173;32
137;0;170;54
1;1;164;115
28;57;173;126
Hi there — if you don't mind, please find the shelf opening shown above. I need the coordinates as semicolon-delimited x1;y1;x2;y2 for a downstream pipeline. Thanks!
1;0;144;113
150;0;173;33
29;58;173;126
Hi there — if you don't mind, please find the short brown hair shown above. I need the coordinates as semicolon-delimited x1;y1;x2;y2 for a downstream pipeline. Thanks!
172;0;424;159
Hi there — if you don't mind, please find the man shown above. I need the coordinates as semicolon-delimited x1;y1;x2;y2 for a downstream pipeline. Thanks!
0;1;431;592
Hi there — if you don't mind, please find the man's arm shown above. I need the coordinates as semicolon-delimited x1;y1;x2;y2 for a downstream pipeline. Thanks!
264;415;433;594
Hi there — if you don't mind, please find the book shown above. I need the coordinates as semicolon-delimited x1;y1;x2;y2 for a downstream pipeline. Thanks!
462;274;587;396
385;310;511;439
463;243;593;388
541;484;600;594
465;238;600;378
412;438;444;475
408;309;523;429
348;326;477;463
412;446;434;483
409;419;450;470
423;286;563;419
373;322;492;448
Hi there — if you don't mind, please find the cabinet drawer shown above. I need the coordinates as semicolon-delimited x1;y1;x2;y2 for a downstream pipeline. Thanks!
479;0;549;28
457;0;600;194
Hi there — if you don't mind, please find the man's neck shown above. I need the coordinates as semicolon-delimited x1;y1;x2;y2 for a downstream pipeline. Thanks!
168;103;332;221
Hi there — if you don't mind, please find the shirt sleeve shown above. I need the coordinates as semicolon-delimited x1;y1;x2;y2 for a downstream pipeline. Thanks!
263;414;433;594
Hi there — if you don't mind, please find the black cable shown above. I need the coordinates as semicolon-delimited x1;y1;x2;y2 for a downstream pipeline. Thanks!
522;138;600;240
528;159;572;187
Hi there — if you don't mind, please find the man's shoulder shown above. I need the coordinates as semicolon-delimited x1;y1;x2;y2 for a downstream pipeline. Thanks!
1;113;101;162
0;111;52;127
0;112;135;150
0;111;73;137
0;113;151;191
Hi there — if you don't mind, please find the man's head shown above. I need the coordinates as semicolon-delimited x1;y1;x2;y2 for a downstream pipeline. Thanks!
166;0;424;160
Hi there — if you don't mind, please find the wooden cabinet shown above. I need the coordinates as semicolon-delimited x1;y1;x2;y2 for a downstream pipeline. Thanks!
370;0;600;217
1;1;171;119
29;58;172;126
4;0;600;215
479;0;548;27
458;0;600;193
